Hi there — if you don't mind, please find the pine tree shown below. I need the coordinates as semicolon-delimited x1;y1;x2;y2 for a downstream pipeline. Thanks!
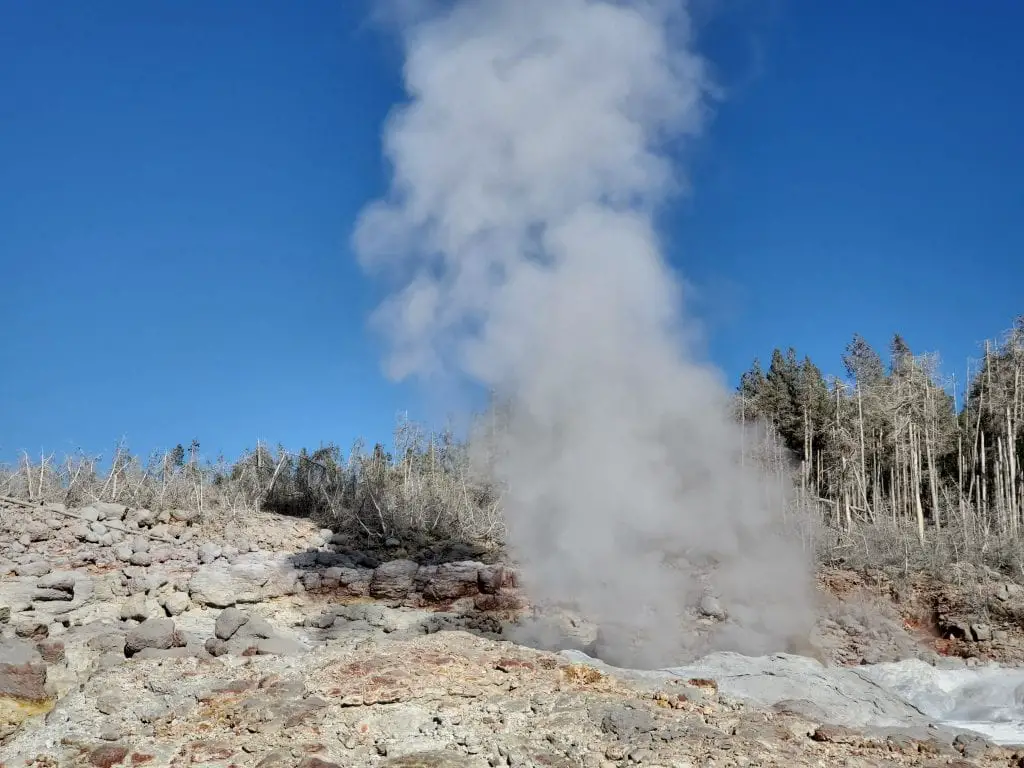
737;358;767;414
842;334;886;387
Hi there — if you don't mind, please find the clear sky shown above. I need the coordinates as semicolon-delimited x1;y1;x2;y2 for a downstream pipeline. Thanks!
2;0;1022;464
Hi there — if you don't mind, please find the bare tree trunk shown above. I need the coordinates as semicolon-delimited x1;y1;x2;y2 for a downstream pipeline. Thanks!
910;422;926;546
857;382;869;513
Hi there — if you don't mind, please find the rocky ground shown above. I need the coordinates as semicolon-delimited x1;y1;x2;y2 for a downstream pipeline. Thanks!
3;496;1024;767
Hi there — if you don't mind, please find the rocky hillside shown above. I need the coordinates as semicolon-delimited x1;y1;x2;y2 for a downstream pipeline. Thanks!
3;496;1024;767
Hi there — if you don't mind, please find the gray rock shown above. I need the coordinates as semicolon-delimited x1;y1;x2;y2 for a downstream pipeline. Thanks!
24;521;51;542
214;607;250;640
699;594;727;620
129;552;154;567
149;545;176;562
93;501;128;521
205;637;229;656
419;562;483;601
14;561;51;577
113;545;134;562
198;542;222;564
477;565;513;594
129;536;150;554
37;573;76;593
236;615;275;639
334;567;373;596
120;594;163;622
170;508;199;524
162;592;191;616
301;571;322;590
0;637;42;665
33;588;73;602
188;554;297;607
370;559;420;599
971;623;993;642
124;617;183;656
253;636;306;656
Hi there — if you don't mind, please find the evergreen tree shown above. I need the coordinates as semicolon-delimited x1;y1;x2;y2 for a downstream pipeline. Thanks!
762;348;803;453
890;334;913;378
737;357;766;415
842;334;886;387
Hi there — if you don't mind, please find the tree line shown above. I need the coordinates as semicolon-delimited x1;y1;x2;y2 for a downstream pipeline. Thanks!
736;318;1024;556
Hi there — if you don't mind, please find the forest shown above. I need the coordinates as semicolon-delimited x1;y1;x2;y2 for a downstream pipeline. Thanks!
735;317;1024;569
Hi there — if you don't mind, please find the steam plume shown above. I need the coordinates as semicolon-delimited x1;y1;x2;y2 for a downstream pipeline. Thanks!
354;0;813;667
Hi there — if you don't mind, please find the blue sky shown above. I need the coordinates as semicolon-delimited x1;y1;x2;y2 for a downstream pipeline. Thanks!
1;0;1022;464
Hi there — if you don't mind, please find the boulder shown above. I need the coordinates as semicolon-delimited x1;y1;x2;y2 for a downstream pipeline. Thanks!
369;559;420;599
124;618;183;657
188;554;300;607
161;591;191;616
120;594;163;622
419;562;483;601
214;607;250;641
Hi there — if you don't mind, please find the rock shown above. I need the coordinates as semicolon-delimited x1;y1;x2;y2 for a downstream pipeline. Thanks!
0;606;9;623
113;545;134;562
128;552;154;567
32;588;73;602
120;594;162;622
478;565;513;594
811;724;863;745
162;591;191;616
198;542;222;564
14;561;51;578
36;640;65;664
215;607;250;640
37;572;79;593
333;567;372;596
254;636;306;656
188;554;298;607
87;744;129;768
236;615;275;639
14;621;48;640
124;618;183;657
170;508;199;524
92;502;128;521
600;705;657;739
205;637;229;656
370;559;420;599
699;594;727;620
24;521;51;542
79;506;100;522
420;562;483;601
0;639;41;666
150;545;176;562
301;571;322;590
379;753;476;768
0;659;52;729
971;623;992;642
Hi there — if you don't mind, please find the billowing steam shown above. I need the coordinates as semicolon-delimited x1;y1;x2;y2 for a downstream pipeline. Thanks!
354;0;813;667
